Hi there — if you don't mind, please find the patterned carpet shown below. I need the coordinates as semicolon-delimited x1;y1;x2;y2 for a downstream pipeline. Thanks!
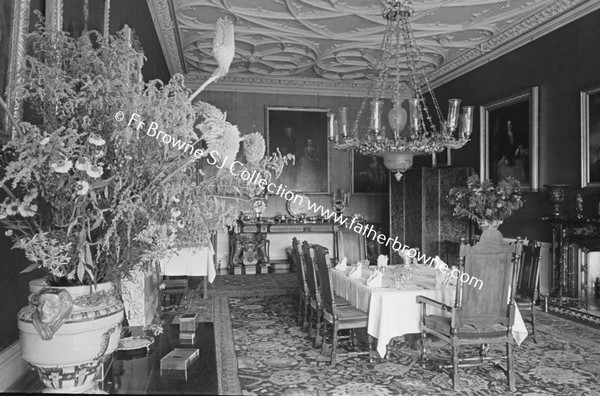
202;274;600;395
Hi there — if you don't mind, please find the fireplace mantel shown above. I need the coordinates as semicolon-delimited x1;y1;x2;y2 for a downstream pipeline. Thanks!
542;216;600;301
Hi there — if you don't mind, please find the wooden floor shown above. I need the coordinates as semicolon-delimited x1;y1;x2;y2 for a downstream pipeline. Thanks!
9;321;218;394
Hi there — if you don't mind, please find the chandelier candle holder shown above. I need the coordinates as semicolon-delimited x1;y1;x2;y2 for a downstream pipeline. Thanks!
328;0;473;181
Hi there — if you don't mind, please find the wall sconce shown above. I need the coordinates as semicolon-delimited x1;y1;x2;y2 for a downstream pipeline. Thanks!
332;189;350;215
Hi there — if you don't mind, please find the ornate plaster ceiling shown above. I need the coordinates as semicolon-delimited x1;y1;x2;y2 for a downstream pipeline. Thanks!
147;0;599;96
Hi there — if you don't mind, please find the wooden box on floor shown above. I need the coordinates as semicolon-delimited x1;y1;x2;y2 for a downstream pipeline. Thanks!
179;331;196;344
179;312;199;332
160;348;199;371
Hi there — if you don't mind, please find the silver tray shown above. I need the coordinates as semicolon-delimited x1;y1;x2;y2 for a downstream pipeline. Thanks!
116;336;154;352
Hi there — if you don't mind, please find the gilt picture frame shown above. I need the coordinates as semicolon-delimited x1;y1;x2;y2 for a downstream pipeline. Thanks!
265;106;330;194
351;152;389;195
0;0;30;143
581;84;600;189
480;86;539;191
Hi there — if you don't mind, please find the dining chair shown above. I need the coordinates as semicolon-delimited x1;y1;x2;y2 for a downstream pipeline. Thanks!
301;242;351;348
292;237;310;332
513;239;542;343
313;245;372;365
416;229;520;392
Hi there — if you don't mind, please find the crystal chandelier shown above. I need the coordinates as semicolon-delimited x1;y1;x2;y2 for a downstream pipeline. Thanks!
329;0;474;181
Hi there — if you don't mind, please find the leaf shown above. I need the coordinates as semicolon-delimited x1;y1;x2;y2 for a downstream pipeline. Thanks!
20;263;41;274
77;260;85;283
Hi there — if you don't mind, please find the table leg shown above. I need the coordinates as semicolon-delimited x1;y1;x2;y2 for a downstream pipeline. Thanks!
203;276;208;299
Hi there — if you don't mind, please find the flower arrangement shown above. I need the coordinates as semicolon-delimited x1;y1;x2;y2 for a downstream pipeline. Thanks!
447;174;524;223
0;23;290;287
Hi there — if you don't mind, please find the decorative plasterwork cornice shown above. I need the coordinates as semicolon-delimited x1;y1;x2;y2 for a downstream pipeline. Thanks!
429;0;599;88
146;0;184;75
185;75;410;98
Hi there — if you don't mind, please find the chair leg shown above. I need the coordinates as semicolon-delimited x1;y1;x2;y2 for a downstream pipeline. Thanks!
320;321;328;355
314;308;323;348
297;295;303;326
302;301;309;333
451;344;460;391
507;342;515;391
420;330;427;363
531;305;537;343
330;322;339;365
307;304;315;339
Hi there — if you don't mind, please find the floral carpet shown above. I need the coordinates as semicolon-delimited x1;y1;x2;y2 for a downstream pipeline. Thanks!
225;294;600;396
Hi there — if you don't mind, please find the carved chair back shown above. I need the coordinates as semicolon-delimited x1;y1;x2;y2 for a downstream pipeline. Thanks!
293;237;309;296
456;229;516;330
515;240;542;302
314;245;335;314
302;240;320;305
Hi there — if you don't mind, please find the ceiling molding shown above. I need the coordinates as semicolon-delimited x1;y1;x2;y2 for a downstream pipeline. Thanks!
186;75;378;98
146;0;184;75
149;0;600;95
429;0;600;88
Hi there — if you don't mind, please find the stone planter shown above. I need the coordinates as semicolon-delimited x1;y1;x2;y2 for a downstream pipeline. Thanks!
17;279;123;393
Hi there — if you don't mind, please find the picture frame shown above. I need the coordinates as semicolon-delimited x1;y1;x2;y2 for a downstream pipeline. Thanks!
581;84;600;189
351;152;389;195
265;106;330;194
1;0;30;143
480;86;539;191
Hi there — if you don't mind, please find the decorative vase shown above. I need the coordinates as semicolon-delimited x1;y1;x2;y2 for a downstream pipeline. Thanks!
18;279;124;393
478;219;503;231
544;184;570;217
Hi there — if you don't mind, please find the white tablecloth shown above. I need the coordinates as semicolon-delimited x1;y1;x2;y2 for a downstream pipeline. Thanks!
331;265;528;358
159;245;216;283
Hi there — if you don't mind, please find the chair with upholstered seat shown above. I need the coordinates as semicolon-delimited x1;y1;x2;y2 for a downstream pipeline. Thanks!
301;242;351;347
416;229;521;392
313;245;372;365
513;239;542;343
292;237;310;332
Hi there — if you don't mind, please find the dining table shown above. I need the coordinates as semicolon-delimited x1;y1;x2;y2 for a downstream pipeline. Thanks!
330;264;528;358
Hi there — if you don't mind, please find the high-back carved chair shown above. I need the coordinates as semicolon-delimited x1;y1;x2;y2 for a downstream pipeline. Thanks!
514;239;542;343
313;245;372;365
301;242;351;348
416;229;520;392
292;238;310;332
301;240;322;346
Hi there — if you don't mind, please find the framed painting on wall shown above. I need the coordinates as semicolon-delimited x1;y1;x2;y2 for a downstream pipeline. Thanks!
351;152;389;195
581;84;600;189
480;86;539;191
265;106;330;194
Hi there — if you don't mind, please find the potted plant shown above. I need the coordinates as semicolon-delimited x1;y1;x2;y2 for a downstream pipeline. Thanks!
0;23;288;393
447;174;524;231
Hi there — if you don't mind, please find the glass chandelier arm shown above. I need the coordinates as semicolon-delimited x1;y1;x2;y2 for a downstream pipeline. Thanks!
405;18;444;126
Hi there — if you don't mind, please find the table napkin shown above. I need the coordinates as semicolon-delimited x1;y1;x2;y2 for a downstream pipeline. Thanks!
366;270;383;287
348;264;362;279
335;257;348;271
377;254;389;268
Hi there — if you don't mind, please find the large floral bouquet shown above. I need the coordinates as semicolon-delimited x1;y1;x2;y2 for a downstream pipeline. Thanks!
447;174;523;222
0;23;289;287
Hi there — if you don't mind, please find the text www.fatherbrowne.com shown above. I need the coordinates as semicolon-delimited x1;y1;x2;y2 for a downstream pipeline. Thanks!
118;111;483;290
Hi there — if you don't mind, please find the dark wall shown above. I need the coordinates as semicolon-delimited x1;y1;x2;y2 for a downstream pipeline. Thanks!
433;9;600;241
199;90;390;224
